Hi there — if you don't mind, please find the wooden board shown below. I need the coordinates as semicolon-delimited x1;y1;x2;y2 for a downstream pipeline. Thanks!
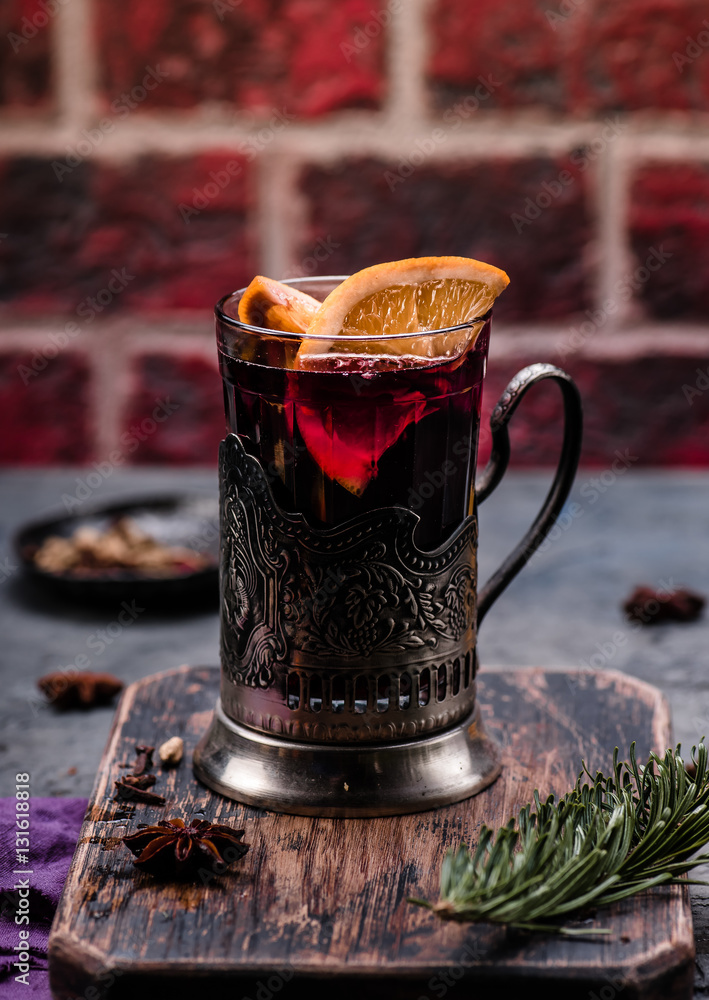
49;665;694;1000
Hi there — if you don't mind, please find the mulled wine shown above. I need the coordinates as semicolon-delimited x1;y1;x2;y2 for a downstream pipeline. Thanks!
217;285;490;551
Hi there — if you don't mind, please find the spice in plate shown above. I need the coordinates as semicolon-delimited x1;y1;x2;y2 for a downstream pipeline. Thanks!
32;517;211;577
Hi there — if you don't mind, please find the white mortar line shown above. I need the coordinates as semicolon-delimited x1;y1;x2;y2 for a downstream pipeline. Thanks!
257;151;303;279
0;325;91;348
2;323;708;357
54;0;97;128
6;114;707;162
89;328;124;459
632;128;709;160
488;326;709;362
594;134;633;331
99;326;220;456
120;326;219;357
385;0;431;126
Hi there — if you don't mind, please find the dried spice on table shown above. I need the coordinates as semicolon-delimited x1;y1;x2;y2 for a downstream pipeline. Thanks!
119;774;157;791
37;671;123;709
131;745;155;776
113;744;166;805
158;737;184;767
623;585;705;624
114;780;166;806
122;818;249;878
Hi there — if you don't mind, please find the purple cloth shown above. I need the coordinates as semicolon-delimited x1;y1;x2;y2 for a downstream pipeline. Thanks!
0;797;87;998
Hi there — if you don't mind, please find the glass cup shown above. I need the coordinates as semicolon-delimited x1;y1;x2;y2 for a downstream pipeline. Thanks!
218;278;490;549
194;276;583;816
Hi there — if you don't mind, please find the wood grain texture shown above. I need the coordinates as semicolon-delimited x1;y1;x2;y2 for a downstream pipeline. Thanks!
49;665;694;1000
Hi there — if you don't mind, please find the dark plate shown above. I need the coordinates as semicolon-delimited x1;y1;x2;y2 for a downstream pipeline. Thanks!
14;494;220;608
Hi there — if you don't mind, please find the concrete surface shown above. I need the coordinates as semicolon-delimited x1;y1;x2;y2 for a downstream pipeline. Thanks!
1;467;709;987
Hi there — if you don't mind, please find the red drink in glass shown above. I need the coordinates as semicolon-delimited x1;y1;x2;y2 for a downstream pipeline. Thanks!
217;278;490;551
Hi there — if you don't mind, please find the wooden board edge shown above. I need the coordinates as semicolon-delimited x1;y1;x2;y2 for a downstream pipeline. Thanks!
49;666;216;997
45;948;697;1000
48;664;695;999
47;672;188;974
482;665;673;748
49;931;123;1000
628;937;696;998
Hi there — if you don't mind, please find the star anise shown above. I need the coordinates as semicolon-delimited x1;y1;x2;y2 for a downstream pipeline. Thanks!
122;818;249;878
623;585;705;625
37;671;123;709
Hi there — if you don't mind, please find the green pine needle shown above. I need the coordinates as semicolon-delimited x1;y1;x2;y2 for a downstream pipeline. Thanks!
410;741;709;934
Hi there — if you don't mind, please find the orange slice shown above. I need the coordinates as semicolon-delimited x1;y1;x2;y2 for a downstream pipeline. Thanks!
238;276;320;334
296;255;509;366
236;258;510;498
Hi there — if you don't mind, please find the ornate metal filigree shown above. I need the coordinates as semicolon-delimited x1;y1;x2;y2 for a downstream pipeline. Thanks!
219;433;478;740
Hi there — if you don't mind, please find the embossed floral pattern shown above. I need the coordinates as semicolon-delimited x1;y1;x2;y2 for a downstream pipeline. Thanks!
219;435;478;691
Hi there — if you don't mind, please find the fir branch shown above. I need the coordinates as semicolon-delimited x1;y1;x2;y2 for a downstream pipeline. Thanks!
411;741;709;934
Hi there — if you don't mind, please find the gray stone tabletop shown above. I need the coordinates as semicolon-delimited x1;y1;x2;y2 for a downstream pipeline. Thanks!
1;467;709;987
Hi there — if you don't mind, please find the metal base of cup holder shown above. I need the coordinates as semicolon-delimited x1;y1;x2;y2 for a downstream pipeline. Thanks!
193;699;501;817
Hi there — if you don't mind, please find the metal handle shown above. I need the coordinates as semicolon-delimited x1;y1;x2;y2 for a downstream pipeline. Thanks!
476;363;583;626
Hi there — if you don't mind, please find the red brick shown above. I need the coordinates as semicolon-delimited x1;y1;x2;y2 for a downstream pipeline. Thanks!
299;157;592;321
0;0;53;110
579;0;709;113
629;163;709;320
95;0;384;117
428;0;567;112
0;351;91;463
428;0;709;113
123;353;223;464
0;154;254;314
480;354;709;468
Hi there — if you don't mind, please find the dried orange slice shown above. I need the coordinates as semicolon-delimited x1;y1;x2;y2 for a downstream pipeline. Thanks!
296;255;509;365
238;276;320;334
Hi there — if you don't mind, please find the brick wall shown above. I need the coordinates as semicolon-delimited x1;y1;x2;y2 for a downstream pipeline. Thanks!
1;0;708;468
